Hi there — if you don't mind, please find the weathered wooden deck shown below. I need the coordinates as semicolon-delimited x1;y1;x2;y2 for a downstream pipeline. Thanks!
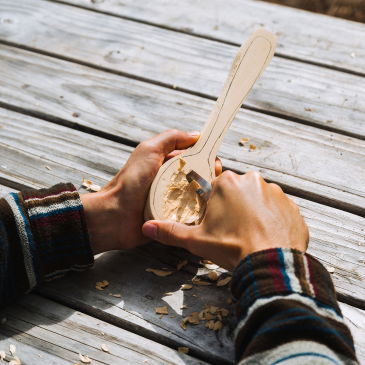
0;0;364;364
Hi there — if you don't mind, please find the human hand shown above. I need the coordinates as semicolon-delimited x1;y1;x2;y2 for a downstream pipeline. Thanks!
142;171;309;270
80;129;222;255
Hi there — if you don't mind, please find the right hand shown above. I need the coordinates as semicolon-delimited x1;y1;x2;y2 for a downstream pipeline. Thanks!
142;171;309;270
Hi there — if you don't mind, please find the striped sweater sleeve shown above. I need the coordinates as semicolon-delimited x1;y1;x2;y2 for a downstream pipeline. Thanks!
231;248;358;365
0;183;94;307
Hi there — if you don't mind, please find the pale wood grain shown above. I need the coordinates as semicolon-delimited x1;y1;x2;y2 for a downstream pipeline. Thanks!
56;0;365;75
0;45;364;215
0;184;15;196
0;294;207;365
0;0;364;137
0;108;363;304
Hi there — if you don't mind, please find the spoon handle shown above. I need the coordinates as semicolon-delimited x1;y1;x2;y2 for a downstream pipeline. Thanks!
192;29;276;169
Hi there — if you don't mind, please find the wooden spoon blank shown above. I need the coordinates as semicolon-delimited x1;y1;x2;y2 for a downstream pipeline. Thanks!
145;29;277;222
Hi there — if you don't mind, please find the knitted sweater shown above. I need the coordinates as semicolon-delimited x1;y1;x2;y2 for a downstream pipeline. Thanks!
0;184;358;364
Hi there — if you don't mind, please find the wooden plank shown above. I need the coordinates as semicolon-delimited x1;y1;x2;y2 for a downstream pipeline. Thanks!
0;0;364;138
37;246;365;365
0;107;363;304
0;45;364;215
0;184;15;196
55;0;365;75
0;294;208;365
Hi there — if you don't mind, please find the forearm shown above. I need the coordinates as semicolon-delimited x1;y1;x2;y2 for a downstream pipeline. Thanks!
231;248;358;364
0;184;94;307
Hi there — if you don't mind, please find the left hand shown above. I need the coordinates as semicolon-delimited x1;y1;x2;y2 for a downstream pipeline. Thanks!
81;129;222;254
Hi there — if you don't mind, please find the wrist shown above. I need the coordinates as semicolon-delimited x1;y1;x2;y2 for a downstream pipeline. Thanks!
80;191;120;254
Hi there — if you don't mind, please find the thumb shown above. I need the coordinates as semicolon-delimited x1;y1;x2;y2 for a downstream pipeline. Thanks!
142;220;192;248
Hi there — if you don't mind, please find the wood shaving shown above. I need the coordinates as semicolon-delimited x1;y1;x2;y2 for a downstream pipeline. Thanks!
146;268;173;277
217;276;232;287
187;312;200;324
79;353;91;363
9;357;21;365
176;259;188;271
208;306;219;314
109;293;122;298
164;292;174;296
0;351;5;360
326;266;335;274
304;107;312;112
178;347;189;354
9;344;16;355
180;305;188;309
82;178;101;192
200;260;219;270
45;165;51;170
181;284;193;290
101;344;110;353
205;320;215;330
180;317;188;330
155;306;168;315
192;277;211;286
213;320;223;331
219;308;230;317
207;271;219;281
249;144;256;152
239;137;249;146
95;280;109;290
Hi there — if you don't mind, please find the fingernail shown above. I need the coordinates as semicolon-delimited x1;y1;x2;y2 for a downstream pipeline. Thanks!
188;131;200;137
143;222;157;239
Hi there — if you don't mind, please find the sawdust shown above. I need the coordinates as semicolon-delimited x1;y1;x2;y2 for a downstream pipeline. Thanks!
95;280;109;290
78;354;91;364
178;347;189;354
181;284;193;290
101;344;110;353
155;306;169;315
163;158;206;225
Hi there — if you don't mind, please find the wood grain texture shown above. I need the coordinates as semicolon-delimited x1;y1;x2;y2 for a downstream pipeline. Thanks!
0;108;363;304
0;45;364;215
0;294;207;365
0;0;364;138
56;0;365;75
0;183;15;196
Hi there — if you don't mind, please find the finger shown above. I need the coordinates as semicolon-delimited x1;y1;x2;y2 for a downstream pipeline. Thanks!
165;149;185;161
141;129;200;157
215;157;222;176
142;220;193;249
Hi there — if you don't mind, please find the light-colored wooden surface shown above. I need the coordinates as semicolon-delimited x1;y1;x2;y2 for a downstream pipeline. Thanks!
60;0;365;74
1;0;364;138
0;0;364;363
0;294;207;365
0;108;363;303
0;46;364;216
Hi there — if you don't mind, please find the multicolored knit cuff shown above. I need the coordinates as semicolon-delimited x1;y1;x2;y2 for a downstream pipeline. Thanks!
231;248;341;319
20;183;94;283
